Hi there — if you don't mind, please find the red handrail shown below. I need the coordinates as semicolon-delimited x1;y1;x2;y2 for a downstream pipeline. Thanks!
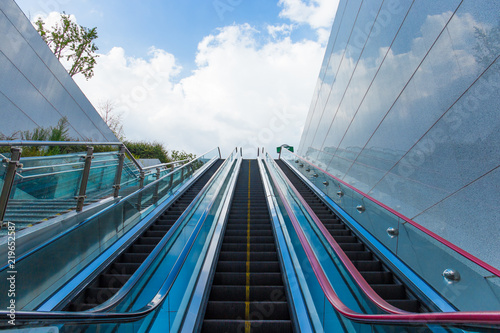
281;150;500;278
266;157;500;325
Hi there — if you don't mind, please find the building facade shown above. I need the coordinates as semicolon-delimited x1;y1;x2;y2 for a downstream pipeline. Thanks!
298;0;500;268
0;0;116;142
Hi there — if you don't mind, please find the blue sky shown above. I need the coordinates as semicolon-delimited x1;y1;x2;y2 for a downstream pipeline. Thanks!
15;0;339;156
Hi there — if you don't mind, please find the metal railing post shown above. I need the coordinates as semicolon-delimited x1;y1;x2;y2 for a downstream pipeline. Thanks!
0;147;22;228
76;146;94;212
153;167;161;203
136;170;145;211
113;145;126;198
239;147;242;156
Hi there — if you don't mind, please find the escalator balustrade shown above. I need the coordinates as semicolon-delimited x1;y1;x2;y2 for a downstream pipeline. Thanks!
277;159;424;313
64;160;223;311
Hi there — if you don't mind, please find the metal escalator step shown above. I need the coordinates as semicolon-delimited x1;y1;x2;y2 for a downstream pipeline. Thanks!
110;262;141;275
344;251;372;261
131;244;156;253
67;303;99;311
332;236;358;243
226;218;271;224
216;261;280;273
338;242;365;252
218;251;278;262
204;301;290;320
223;236;275;244
120;253;149;263
202;319;292;333
329;229;352;236
387;299;420;312
137;236;162;245
352;260;382;271
150;224;172;231
224;229;273;237
360;271;394;284
325;223;346;230
213;272;283;286
222;243;276;252
85;287;120;303
226;224;272;231
100;274;130;287
145;230;167;238
209;285;285;302
371;284;406;299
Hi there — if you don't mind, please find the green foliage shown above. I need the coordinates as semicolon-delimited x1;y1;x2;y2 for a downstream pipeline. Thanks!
170;150;196;161
35;13;99;80
124;141;170;164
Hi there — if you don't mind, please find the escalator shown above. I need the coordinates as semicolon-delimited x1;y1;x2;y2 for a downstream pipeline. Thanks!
64;159;224;311
202;160;293;332
276;159;424;313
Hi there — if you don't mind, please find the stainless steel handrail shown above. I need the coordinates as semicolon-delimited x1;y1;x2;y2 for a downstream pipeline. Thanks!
141;159;189;171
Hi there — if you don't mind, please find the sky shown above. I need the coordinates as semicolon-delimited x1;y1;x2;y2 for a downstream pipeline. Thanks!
15;0;339;158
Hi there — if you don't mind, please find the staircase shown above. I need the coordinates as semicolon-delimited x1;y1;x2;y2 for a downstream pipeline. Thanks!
202;160;293;332
277;159;424;313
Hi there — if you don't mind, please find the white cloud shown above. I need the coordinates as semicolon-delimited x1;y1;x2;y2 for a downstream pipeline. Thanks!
75;23;325;157
267;23;294;39
278;0;339;30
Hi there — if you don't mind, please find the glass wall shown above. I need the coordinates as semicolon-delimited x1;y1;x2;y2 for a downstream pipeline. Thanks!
0;0;116;142
298;0;500;269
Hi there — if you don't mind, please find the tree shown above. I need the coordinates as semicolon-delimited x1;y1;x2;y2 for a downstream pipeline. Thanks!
35;13;99;80
97;100;125;140
124;141;171;164
170;150;196;161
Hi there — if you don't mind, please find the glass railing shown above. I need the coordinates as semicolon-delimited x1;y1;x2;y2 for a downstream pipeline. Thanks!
279;148;500;313
0;148;237;332
0;148;220;311
262;153;500;332
0;144;194;234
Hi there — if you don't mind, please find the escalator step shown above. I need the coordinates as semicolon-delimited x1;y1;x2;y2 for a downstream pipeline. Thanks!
352;260;382;271
209;285;285;301
223;236;275;244
333;236;358;243
100;274;130;287
344;251;372;261
137;237;162;245
224;229;273;237
145;230;167;238
371;284;406;299
216;261;280;273
121;253;149;263
131;244;156;253
204;301;290;320
111;262;141;275
85;287;120;303
213;272;283;286
360;271;394;284
338;243;365;252
226;224;272;231
218;251;278;262
222;243;276;252
202;319;292;333
387;299;420;312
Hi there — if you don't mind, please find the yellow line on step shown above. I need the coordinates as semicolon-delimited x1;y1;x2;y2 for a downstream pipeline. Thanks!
245;160;251;332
